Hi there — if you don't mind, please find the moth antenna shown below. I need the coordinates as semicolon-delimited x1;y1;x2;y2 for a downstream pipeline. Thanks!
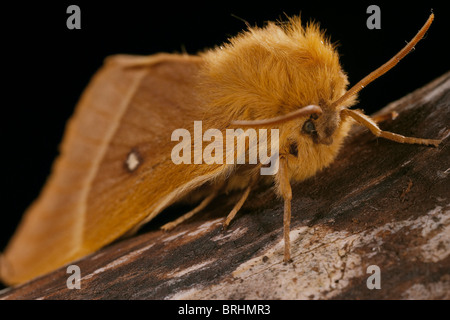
231;105;322;127
334;13;434;110
230;13;251;29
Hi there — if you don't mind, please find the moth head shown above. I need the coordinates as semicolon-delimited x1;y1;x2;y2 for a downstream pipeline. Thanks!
232;13;435;143
301;109;339;145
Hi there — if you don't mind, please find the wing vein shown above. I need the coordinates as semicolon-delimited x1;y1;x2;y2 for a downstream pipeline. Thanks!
75;68;149;252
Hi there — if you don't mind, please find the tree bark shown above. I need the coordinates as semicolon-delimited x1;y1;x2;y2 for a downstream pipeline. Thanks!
1;72;449;300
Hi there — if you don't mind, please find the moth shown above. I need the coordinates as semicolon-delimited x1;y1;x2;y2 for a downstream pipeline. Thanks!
0;13;440;285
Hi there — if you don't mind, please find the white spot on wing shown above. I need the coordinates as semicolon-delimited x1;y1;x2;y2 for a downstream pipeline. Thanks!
126;151;140;171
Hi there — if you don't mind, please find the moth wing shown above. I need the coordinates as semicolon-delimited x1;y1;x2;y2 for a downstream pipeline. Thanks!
1;54;229;285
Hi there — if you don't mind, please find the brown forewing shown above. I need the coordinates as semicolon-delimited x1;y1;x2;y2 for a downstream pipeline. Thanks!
1;54;227;285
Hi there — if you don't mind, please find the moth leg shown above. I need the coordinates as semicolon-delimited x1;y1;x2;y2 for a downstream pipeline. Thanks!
222;185;252;230
222;174;260;230
343;109;441;147
279;156;293;263
371;111;398;123
161;190;219;231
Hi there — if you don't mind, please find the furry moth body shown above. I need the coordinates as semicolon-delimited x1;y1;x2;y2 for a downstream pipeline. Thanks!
1;14;441;285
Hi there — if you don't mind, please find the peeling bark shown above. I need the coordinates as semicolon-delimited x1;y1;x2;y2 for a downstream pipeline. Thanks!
1;72;449;300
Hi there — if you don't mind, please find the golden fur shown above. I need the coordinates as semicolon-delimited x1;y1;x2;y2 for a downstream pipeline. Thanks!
198;17;356;191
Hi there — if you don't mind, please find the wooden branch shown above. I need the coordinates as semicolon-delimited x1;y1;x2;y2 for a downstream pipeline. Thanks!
1;72;449;300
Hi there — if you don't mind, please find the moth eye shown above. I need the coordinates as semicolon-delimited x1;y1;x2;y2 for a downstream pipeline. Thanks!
302;120;316;134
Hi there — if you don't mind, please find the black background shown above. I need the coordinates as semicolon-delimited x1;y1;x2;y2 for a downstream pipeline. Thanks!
0;1;448;277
